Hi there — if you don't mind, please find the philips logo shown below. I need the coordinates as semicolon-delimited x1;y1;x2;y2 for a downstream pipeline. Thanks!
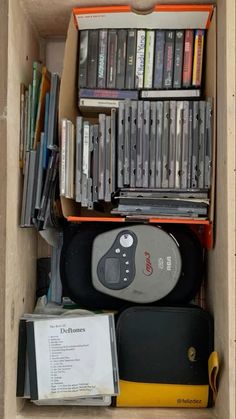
143;251;153;276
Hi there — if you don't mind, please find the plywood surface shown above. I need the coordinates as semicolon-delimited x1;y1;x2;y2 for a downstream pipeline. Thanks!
17;404;216;419
5;0;40;418
1;0;235;418
20;0;214;37
206;0;236;418
0;2;8;418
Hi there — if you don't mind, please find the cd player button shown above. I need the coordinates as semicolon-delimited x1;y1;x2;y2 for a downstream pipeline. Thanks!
125;270;129;273
115;248;121;254
122;253;126;258
125;261;129;265
120;234;134;248
123;278;128;281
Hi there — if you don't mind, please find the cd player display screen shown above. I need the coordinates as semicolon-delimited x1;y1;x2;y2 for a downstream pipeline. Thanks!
105;258;120;284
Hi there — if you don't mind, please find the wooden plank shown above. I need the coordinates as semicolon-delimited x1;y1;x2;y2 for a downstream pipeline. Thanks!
0;1;8;417
206;1;236;419
17;404;216;419
224;0;236;417
5;0;40;418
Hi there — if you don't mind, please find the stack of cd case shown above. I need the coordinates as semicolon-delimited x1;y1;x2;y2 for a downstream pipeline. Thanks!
60;98;212;218
112;189;210;218
117;99;213;191
60;110;116;209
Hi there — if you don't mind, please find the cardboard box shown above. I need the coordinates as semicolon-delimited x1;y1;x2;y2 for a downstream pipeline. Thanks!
58;5;216;248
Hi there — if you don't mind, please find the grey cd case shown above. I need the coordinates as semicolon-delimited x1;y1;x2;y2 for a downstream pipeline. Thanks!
142;101;150;188
117;102;125;188
130;101;137;188
124;100;131;186
149;102;156;188
156;101;163;188
168;101;176;188
191;101;200;188
75;117;83;203
98;114;106;200
162;101;170;188
181;101;190;189
136;101;144;187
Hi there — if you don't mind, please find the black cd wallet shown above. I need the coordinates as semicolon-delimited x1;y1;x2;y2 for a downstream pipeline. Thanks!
115;306;218;408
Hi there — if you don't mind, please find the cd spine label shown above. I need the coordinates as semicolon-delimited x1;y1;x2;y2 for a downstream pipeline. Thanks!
173;30;184;89
163;31;175;88
144;30;155;89
60;119;67;196
135;30;146;89
78;30;88;88
107;30;118;89
125;30;137;89
153;30;165;89
183;30;194;88
97;29;108;89
192;29;205;87
79;88;138;100
116;29;127;89
87;30;99;88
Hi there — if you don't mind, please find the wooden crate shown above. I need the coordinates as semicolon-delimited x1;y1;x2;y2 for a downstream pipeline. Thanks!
0;0;235;418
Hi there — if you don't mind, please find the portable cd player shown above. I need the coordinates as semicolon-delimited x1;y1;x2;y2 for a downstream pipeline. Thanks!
60;223;203;309
91;225;182;303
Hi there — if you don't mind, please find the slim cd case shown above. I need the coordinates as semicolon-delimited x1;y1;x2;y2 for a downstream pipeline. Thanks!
107;30;118;89
78;30;88;88
97;29;108;89
135;30;146;89
116;29;127;89
163;31;175;88
87;30;99;88
125;29;137;89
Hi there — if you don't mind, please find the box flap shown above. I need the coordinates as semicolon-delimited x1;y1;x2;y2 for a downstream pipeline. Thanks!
73;4;214;31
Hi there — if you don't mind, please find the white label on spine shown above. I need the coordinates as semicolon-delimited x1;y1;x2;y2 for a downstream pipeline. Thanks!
60;119;67;196
144;31;155;88
83;124;90;176
135;30;146;88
